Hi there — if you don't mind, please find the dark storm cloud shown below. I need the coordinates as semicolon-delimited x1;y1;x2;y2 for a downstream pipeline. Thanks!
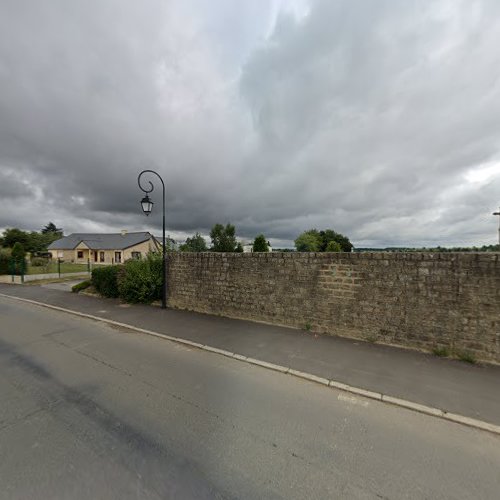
0;0;499;247
238;0;500;245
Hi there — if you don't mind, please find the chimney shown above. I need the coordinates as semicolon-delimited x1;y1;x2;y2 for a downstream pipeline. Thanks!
121;229;128;236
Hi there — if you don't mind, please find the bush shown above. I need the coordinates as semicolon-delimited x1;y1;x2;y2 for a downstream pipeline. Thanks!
12;242;26;261
11;242;26;274
117;253;163;303
31;257;49;267
0;248;11;275
72;280;92;293
91;265;121;298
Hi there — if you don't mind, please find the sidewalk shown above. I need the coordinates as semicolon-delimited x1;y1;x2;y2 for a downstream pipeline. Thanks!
1;283;499;427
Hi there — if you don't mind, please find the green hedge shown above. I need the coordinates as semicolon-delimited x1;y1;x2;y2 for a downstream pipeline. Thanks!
91;266;121;298
117;253;163;303
90;254;163;304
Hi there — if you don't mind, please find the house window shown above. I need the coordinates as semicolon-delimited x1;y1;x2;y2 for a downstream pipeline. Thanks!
99;251;105;262
77;251;84;259
114;251;121;263
131;251;141;260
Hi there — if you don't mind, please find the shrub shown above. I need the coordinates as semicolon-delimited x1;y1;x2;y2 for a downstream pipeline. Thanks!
11;242;26;274
72;280;92;293
117;253;163;303
31;257;49;267
0;248;11;275
12;242;26;261
91;265;121;298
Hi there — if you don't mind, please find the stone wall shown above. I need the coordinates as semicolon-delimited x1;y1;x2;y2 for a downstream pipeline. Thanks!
167;252;500;363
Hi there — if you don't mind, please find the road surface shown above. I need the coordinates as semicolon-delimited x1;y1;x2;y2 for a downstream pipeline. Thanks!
1;295;499;499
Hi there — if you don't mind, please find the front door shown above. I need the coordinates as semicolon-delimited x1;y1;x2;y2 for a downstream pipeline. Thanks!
94;251;98;262
114;251;121;263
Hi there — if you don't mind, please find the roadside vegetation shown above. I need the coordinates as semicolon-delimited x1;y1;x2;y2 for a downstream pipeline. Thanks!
117;253;163;303
91;265;122;298
432;345;477;364
432;346;450;357
71;280;92;293
91;253;163;304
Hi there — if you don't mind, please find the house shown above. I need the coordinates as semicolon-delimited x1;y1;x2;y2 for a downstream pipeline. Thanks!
47;231;160;264
242;241;273;253
154;235;178;252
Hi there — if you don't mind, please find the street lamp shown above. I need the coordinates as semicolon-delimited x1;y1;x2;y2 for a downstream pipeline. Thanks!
141;194;154;216
138;169;166;309
493;207;500;247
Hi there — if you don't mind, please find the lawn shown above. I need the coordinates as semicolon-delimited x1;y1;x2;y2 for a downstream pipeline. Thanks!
25;262;91;275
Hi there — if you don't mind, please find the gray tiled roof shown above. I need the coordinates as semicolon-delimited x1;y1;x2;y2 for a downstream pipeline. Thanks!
48;232;153;250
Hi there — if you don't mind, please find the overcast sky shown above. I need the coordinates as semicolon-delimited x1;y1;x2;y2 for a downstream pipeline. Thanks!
1;0;499;248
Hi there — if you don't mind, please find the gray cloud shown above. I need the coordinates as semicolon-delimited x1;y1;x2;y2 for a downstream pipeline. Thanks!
0;0;499;247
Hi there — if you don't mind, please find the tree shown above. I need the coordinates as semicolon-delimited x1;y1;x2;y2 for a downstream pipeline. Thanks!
252;234;269;252
210;223;237;252
27;231;57;253
294;228;353;252
325;240;342;252
294;230;321;252
318;229;353;252
235;242;244;253
1;227;62;252
41;222;63;234
0;248;12;274
1;228;30;248
11;242;26;264
180;233;208;252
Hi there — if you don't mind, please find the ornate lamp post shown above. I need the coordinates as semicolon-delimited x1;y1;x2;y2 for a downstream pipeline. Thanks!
138;169;166;309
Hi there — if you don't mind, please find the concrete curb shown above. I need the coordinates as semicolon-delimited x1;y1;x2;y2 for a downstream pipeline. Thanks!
2;292;500;437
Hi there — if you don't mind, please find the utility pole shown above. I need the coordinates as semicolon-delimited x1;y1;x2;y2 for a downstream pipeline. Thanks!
493;207;500;247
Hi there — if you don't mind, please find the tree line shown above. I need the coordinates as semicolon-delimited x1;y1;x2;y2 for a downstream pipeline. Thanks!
0;222;63;273
178;224;352;253
0;222;63;253
2;221;351;255
355;245;500;252
179;223;245;252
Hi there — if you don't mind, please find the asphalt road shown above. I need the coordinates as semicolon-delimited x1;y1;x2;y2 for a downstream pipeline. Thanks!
1;296;499;499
